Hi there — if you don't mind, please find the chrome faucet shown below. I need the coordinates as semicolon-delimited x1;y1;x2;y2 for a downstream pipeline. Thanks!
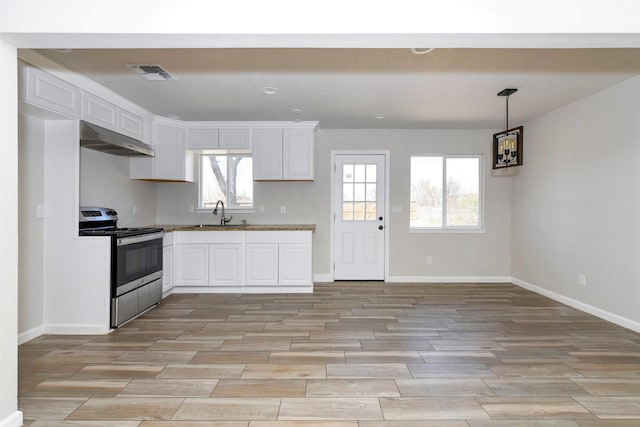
212;200;232;226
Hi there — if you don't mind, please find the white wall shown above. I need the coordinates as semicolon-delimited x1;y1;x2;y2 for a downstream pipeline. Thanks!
157;128;512;280
0;37;22;427
18;114;45;339
41;120;113;334
512;75;640;326
80;148;157;227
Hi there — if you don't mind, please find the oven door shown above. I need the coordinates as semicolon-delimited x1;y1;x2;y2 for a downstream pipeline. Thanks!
114;232;163;295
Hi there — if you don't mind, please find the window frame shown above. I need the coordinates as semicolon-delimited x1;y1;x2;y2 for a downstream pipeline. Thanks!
409;154;484;233
196;152;256;214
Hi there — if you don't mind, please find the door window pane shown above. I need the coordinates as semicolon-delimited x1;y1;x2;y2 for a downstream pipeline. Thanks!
343;165;354;182
343;183;354;201
342;162;379;222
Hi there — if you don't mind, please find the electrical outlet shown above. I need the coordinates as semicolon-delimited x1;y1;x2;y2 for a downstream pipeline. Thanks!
578;274;587;286
132;205;138;215
280;206;286;214
188;205;195;213
259;204;265;213
426;256;432;264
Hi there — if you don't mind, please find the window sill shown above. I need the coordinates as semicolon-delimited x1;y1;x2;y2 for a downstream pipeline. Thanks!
195;208;256;214
409;227;486;234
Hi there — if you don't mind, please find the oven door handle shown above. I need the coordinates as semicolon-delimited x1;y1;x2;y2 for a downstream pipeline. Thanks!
117;232;164;246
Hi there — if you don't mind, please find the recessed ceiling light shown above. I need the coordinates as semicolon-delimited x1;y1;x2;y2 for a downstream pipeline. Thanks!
375;113;385;120
166;113;181;120
411;47;435;55
291;108;302;114
262;87;279;95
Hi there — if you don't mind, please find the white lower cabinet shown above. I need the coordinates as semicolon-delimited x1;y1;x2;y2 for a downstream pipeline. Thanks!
172;230;312;292
279;244;312;285
245;244;279;286
176;244;209;286
209;244;244;286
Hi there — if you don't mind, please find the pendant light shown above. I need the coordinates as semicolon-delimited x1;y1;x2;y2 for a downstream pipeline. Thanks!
492;88;523;170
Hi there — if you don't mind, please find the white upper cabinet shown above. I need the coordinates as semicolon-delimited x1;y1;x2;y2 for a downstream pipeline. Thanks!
186;127;250;151
187;128;219;150
130;120;194;182
283;129;314;180
20;64;81;118
252;129;283;180
82;91;146;141
253;127;315;181
82;92;118;128
118;108;145;141
219;128;251;149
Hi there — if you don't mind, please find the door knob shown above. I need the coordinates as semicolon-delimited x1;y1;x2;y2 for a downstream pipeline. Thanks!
378;216;383;221
378;225;384;230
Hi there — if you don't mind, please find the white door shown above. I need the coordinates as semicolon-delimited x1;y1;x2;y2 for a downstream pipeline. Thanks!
334;154;386;280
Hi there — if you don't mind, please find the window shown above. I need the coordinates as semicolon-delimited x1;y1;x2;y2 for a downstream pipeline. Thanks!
410;155;482;230
199;153;253;210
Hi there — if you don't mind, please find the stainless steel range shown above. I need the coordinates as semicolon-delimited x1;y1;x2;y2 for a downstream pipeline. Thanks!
79;207;163;328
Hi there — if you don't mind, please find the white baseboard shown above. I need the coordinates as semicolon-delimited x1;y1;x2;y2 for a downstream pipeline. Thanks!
512;277;640;334
18;325;45;345
387;276;512;283
171;285;313;294
0;411;23;427
44;324;110;335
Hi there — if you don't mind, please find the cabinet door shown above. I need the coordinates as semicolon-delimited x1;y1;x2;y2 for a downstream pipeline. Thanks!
283;129;314;180
81;92;118;129
153;123;193;181
175;244;209;286
219;129;251;149
188;128;219;150
245;244;278;286
22;65;81;117
252;129;283;180
162;244;174;293
279;244;312;285
119;109;145;141
209;244;243;286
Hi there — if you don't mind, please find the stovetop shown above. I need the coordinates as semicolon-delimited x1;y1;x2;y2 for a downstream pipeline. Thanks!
79;227;164;238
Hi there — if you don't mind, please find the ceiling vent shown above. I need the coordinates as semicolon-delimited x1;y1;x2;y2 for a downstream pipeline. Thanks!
127;64;177;81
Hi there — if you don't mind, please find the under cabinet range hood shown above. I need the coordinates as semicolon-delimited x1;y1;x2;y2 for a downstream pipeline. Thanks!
80;120;154;157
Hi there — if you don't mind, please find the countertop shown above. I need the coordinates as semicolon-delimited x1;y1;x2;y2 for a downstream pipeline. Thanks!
157;224;316;232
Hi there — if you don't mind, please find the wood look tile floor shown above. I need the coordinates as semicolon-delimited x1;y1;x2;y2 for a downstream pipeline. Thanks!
18;282;640;426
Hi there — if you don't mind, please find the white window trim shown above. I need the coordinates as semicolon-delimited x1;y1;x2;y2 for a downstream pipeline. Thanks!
197;152;255;213
409;154;485;233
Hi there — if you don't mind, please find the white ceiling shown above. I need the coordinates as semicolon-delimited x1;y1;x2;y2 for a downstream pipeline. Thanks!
33;48;640;129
